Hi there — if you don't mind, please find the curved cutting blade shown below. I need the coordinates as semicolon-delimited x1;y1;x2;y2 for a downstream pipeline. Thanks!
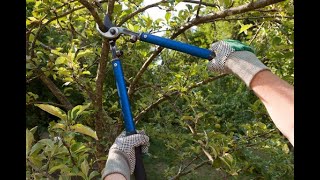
103;15;114;31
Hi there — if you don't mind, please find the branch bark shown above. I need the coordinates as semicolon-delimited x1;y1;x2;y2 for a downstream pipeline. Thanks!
107;0;116;17
128;0;284;97
77;0;106;32
93;39;112;170
38;71;73;111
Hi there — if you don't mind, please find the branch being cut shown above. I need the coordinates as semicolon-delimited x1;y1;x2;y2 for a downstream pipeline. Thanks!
128;0;284;97
134;74;228;123
107;0;116;17
77;0;106;32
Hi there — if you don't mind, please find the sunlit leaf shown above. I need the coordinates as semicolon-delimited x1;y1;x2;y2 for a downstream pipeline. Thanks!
35;104;67;120
70;124;98;140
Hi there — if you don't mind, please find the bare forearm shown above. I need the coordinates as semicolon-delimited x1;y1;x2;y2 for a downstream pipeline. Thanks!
104;173;126;180
250;70;294;145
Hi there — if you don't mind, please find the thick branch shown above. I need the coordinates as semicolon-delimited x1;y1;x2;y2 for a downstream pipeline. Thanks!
215;15;293;21
77;0;106;32
128;0;283;97
95;40;109;109
108;0;116;17
171;0;285;38
134;74;227;123
117;0;165;26
38;71;73;110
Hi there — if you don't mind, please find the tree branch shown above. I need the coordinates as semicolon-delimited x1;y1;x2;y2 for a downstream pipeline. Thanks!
170;0;285;39
128;0;283;97
95;40;109;110
196;0;202;18
117;0;166;26
170;160;210;180
77;0;106;32
183;0;218;8
107;0;116;17
134;74;227;123
61;138;77;167
27;159;55;180
249;22;265;45
38;71;74;111
214;15;293;22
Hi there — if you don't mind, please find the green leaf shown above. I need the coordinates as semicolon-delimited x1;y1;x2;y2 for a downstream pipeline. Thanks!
55;57;68;65
272;37;282;45
51;123;66;130
51;49;65;57
89;171;100;180
38;139;55;148
29;142;45;156
71;103;91;120
30;126;38;134
70;124;98;140
81;159;89;177
186;4;193;11
256;122;267;129
75;49;93;61
165;12;171;22
71;142;87;154
35;104;67;120
81;71;91;75
26;129;34;155
219;156;231;170
49;164;68;174
210;146;218;158
239;24;253;34
182;116;193;120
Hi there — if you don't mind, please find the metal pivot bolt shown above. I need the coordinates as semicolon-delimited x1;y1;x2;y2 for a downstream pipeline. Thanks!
143;35;147;38
114;63;117;67
110;29;116;35
116;50;124;57
130;35;138;43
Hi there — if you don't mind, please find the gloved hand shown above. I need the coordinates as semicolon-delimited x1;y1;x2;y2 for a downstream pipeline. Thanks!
208;39;269;87
101;130;149;180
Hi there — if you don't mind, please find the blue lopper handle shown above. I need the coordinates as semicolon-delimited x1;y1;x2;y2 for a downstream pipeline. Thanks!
139;33;214;60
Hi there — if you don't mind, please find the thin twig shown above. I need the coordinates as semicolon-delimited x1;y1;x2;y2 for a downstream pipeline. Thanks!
183;0;218;8
249;22;265;45
134;74;228;123
196;0;203;18
117;0;165;26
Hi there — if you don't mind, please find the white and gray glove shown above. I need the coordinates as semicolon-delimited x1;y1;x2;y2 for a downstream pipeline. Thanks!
208;39;269;87
101;130;149;180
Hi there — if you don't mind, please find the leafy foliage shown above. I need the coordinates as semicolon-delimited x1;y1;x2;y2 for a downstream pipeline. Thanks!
26;0;293;179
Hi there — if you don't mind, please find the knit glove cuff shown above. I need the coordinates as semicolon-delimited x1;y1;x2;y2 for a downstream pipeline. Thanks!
101;149;131;180
226;51;269;87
